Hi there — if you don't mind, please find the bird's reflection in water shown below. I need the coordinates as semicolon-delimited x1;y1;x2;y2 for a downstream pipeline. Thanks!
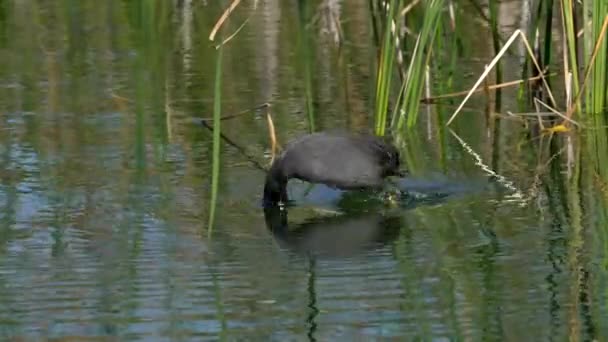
263;206;403;258
262;181;476;342
263;175;482;258
262;176;489;342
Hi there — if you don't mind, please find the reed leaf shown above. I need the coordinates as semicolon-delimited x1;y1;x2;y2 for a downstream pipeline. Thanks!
395;0;444;130
488;0;502;110
374;0;402;136
560;0;581;113
207;46;223;237
589;4;608;114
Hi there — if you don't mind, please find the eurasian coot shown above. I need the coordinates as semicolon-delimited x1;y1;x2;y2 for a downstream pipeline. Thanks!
263;132;404;206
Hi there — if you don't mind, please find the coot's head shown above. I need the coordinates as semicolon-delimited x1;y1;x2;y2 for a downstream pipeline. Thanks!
263;161;288;207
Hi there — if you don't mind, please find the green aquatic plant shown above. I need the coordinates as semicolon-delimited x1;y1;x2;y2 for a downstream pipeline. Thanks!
371;0;446;133
207;45;223;237
397;0;444;130
374;0;402;136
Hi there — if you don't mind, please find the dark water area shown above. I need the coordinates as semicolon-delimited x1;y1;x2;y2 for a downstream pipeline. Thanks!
0;1;607;341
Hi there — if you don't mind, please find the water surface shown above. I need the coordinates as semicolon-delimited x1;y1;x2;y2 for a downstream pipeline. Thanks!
0;1;606;341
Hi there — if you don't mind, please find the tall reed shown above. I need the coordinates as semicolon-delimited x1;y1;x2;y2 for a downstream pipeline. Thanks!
374;0;402;136
395;0;444;130
207;46;223;236
488;0;502;110
588;1;608;115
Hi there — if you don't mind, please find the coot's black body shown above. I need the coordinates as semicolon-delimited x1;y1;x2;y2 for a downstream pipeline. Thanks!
263;132;403;206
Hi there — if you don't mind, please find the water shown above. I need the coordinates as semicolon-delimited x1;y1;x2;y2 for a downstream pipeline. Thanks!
0;1;606;340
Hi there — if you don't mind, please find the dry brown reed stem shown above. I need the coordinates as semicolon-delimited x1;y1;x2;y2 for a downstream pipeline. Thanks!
421;73;554;103
109;92;132;114
216;19;253;47
483;65;491;117
566;72;573;108
564;14;608;120
560;2;570;107
507;111;562;116
534;98;582;127
201;120;268;172
506;31;557;105
165;79;174;142
109;91;133;102
446;30;556;126
210;0;259;48
110;92;269;126
209;0;243;41
199;103;270;122
401;0;425;40
425;65;432;138
265;107;280;163
400;0;421;16
447;1;456;31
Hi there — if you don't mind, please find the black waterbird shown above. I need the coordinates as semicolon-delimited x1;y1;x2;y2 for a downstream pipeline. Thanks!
263;132;405;207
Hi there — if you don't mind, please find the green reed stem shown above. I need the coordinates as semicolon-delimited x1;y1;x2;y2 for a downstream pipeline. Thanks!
589;2;608;114
561;0;581;113
397;0;444;130
374;0;401;136
542;0;555;70
488;0;502;110
208;46;223;237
